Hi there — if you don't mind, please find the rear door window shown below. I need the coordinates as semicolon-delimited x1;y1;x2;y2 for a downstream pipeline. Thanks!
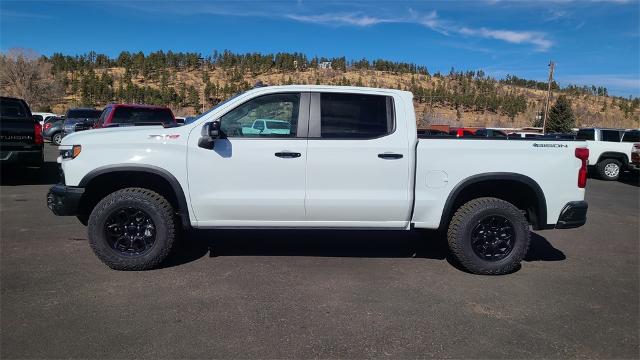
319;93;394;139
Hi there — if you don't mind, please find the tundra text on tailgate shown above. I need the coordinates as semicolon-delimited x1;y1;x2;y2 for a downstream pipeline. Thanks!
47;85;589;275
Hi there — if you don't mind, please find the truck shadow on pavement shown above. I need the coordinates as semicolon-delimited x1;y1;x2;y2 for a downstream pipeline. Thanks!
163;229;565;271
0;161;60;186
618;172;640;187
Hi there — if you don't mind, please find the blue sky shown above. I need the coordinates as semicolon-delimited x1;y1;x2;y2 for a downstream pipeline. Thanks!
1;0;639;96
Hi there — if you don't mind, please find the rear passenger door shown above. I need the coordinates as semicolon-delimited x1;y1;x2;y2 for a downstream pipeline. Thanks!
305;92;412;228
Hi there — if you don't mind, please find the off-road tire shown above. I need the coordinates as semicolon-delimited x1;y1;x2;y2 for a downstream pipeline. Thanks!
447;197;530;275
88;188;176;270
596;158;622;181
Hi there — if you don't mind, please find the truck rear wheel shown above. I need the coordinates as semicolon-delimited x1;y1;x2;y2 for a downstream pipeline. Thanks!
447;197;530;275
87;188;176;270
596;158;621;181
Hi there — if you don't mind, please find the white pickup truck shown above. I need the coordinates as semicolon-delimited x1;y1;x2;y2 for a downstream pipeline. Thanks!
47;86;589;275
576;128;639;181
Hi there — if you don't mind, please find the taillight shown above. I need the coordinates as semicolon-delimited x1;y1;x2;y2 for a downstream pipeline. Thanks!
575;147;589;188
457;128;464;137
44;122;52;131
34;122;43;145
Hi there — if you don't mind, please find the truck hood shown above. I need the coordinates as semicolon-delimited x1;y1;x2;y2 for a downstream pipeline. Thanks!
60;124;188;146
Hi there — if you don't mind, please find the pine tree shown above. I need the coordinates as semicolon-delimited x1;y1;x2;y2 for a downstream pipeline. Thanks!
547;95;575;133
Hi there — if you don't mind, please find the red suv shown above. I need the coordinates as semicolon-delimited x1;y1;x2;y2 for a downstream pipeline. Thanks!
94;104;176;129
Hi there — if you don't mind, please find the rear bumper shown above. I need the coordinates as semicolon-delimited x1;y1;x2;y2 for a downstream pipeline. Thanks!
47;184;84;216
0;149;43;166
555;201;588;229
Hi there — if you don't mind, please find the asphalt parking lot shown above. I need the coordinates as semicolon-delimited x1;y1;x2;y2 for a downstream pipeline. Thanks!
1;145;638;359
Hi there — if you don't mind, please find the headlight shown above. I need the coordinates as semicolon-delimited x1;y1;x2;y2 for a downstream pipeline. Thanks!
60;145;82;159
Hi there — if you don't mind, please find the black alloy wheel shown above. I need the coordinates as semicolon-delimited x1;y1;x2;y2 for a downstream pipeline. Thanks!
470;215;515;261
104;207;157;256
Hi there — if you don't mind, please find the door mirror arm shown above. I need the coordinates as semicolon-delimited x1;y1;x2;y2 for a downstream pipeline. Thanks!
198;120;222;149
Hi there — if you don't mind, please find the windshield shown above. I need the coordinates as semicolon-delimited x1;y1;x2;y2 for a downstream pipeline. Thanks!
67;109;102;119
189;91;247;123
111;107;174;125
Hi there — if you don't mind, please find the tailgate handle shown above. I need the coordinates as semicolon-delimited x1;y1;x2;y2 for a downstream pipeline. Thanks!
378;153;403;159
275;151;301;158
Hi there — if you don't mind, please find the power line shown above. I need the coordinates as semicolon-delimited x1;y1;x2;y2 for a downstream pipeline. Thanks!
542;61;555;134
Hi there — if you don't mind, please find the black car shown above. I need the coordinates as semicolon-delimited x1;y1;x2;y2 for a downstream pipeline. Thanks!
62;108;102;137
0;96;44;167
541;133;577;140
474;128;508;138
43;116;66;145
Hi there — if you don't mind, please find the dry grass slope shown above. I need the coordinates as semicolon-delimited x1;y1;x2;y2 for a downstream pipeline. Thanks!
54;67;639;129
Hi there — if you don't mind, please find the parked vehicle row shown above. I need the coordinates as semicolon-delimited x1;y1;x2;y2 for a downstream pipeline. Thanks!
43;116;65;145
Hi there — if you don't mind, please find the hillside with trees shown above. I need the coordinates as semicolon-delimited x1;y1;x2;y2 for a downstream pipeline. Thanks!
1;49;638;129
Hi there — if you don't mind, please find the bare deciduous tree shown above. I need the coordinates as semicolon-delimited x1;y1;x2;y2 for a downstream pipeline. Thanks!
0;48;62;110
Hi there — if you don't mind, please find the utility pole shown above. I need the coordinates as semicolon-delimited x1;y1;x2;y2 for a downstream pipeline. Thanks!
542;61;555;134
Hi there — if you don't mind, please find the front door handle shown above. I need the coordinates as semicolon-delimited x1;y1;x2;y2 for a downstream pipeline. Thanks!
275;151;301;158
378;153;403;159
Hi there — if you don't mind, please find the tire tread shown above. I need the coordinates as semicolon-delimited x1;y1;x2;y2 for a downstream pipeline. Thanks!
88;187;176;271
447;197;530;275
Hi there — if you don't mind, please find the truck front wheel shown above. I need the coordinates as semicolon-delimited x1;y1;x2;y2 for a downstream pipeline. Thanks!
87;188;177;270
447;197;530;275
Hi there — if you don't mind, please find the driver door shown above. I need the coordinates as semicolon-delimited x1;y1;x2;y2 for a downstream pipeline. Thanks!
187;92;309;227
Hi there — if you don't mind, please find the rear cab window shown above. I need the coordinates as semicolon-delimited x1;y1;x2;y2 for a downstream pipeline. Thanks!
0;98;31;120
576;129;595;140
318;93;394;139
622;130;640;143
601;130;622;142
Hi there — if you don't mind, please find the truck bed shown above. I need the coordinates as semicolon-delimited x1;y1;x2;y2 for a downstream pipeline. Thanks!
411;137;587;229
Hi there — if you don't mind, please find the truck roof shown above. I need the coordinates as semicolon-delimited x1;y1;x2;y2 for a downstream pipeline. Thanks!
106;103;171;109
243;85;413;96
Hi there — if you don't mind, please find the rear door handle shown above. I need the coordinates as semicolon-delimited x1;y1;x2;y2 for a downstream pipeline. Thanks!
275;151;301;158
378;153;403;159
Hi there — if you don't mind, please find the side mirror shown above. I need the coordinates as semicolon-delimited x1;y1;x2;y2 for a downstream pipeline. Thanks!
198;120;221;149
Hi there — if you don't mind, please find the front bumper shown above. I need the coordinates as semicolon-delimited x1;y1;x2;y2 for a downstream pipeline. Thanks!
47;184;84;216
555;201;588;229
0;149;43;166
